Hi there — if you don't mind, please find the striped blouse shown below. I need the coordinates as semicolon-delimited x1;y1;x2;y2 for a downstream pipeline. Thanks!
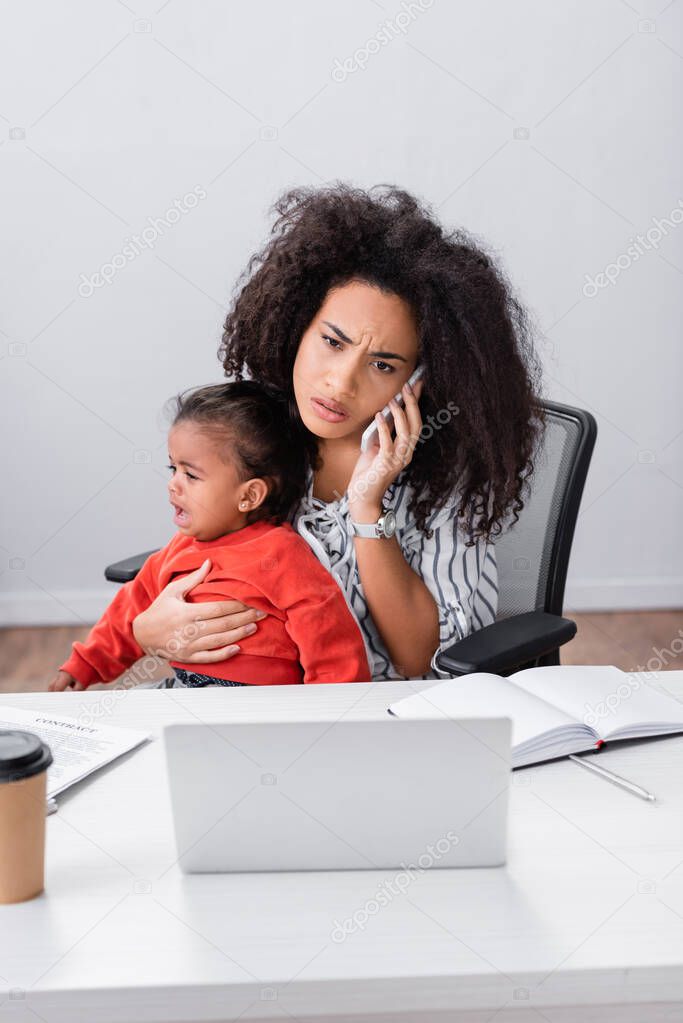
293;467;499;682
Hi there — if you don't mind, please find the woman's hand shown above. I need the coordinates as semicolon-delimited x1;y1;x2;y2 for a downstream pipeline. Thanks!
347;377;424;520
48;670;85;692
131;558;267;664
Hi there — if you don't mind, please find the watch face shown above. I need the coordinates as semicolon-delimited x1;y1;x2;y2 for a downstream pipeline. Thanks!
382;509;397;537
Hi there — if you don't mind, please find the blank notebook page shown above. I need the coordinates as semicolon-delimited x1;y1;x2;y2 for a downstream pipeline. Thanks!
387;673;584;749
508;665;683;739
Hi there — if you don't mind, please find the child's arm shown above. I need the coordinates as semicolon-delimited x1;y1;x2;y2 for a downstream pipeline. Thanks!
280;543;372;684
53;548;167;690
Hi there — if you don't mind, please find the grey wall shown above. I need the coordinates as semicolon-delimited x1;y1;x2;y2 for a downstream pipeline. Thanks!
1;0;681;625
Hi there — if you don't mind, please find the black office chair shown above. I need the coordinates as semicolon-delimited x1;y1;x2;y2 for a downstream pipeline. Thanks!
105;399;597;678
436;399;597;676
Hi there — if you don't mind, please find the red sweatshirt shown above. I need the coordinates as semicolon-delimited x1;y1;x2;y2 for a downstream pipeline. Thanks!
60;520;372;687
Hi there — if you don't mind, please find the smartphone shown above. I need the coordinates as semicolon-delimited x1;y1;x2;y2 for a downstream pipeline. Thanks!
360;365;424;452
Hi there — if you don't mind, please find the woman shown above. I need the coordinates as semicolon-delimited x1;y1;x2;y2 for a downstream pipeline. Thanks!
133;184;543;681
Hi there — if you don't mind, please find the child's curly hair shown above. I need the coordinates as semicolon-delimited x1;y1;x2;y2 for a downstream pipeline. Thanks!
219;183;545;544
170;380;312;526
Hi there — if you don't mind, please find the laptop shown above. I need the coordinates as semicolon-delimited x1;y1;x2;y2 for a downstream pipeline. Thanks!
163;716;512;872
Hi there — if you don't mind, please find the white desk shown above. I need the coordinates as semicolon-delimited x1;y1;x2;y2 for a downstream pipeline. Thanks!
0;673;682;1023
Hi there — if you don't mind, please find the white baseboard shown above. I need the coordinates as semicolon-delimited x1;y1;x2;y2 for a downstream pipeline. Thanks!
0;579;681;627
0;590;114;627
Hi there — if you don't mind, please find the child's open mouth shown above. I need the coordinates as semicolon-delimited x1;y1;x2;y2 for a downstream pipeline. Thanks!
171;503;190;527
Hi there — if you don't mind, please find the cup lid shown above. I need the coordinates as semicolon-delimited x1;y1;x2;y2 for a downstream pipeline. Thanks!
0;730;53;783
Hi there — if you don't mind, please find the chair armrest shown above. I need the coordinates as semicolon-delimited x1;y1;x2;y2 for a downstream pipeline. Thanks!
435;611;577;676
104;551;159;583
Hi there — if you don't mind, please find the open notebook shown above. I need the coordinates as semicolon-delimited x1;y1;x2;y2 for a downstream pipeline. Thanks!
387;665;683;768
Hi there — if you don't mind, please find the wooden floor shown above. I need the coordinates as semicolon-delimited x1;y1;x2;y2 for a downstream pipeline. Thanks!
1;610;681;693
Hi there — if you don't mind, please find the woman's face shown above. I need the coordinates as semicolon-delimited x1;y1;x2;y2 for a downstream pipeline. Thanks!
293;279;420;443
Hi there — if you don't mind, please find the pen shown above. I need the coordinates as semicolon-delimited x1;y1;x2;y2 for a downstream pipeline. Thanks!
568;754;657;802
45;798;58;816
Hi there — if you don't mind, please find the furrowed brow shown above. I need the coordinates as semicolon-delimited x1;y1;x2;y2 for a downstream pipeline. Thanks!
169;456;203;472
322;321;408;362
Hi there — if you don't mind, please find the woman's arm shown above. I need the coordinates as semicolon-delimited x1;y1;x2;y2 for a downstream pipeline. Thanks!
346;378;439;676
352;520;439;676
132;559;267;663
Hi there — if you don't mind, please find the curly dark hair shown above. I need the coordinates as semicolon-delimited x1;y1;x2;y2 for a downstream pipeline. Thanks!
170;380;312;526
219;183;545;544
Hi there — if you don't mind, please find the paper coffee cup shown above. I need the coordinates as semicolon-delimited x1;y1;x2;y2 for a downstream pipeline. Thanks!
0;730;53;904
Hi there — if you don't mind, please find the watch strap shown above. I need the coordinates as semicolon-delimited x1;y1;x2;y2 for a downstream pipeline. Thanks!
350;519;382;539
350;508;396;539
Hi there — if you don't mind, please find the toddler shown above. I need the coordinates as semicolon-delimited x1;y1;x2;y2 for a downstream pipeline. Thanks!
48;381;371;690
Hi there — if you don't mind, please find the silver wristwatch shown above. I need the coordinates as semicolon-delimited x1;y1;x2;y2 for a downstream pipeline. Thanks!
350;508;397;539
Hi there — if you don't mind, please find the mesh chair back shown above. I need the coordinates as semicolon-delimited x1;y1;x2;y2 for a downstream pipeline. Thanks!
495;401;597;622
